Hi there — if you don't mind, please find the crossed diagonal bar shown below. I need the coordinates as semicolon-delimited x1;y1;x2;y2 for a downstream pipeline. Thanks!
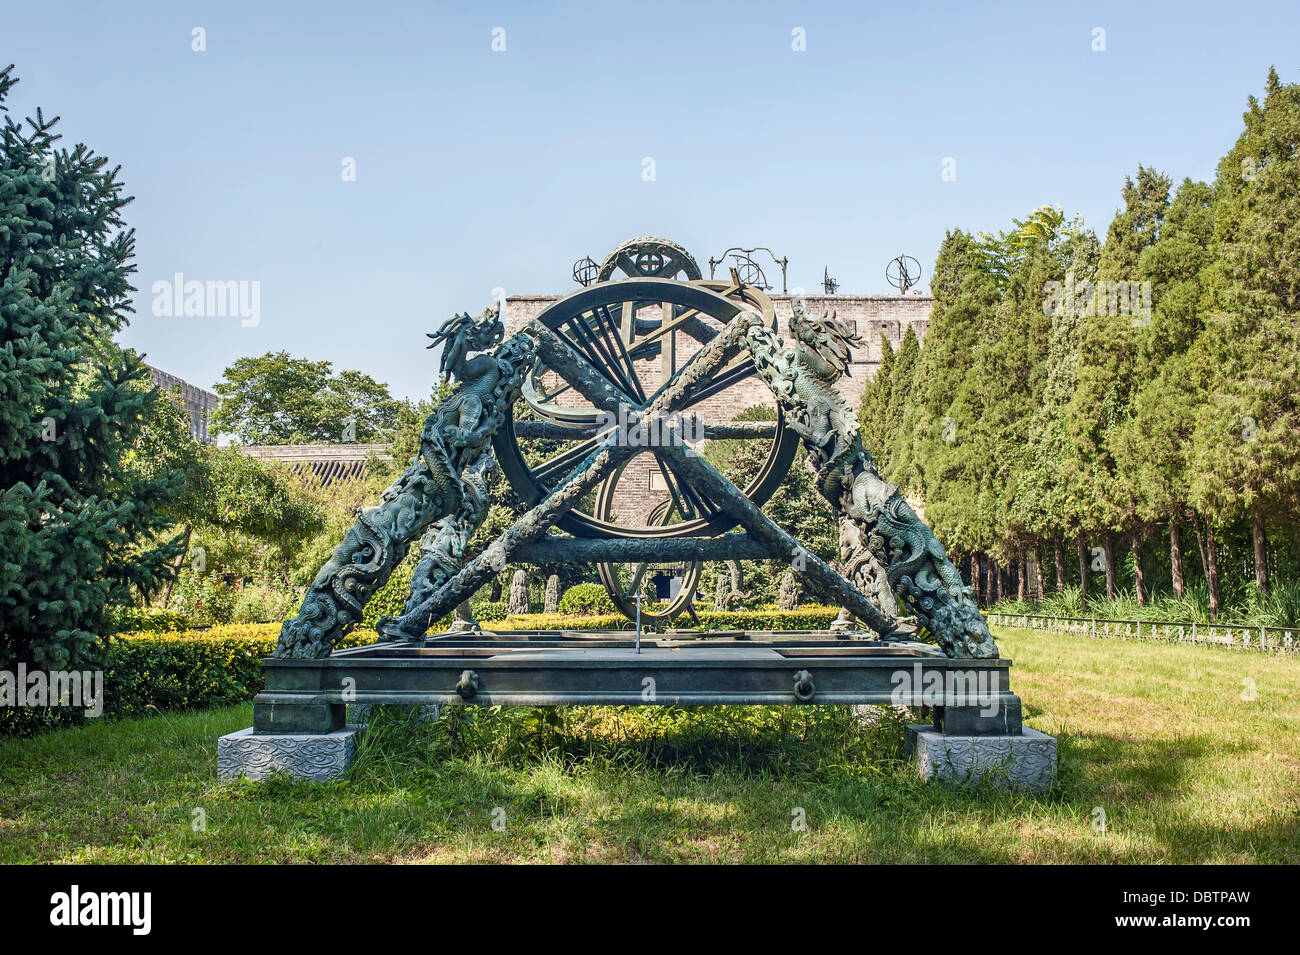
381;312;899;639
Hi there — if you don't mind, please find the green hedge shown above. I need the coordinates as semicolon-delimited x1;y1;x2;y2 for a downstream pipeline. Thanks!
1;606;843;736
103;605;190;634
0;624;382;737
695;607;840;630
501;605;841;631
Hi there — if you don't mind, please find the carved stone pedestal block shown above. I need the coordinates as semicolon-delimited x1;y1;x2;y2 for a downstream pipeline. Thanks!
217;726;362;783
906;724;1057;793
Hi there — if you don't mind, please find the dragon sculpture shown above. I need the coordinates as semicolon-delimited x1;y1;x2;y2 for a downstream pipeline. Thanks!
275;305;535;658
744;300;998;659
277;284;996;662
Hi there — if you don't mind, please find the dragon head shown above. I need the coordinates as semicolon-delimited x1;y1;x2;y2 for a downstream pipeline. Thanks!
789;298;862;379
427;304;506;381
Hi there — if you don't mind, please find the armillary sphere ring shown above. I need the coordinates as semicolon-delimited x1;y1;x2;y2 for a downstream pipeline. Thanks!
595;496;702;623
596;236;702;282
886;254;922;294
492;277;799;540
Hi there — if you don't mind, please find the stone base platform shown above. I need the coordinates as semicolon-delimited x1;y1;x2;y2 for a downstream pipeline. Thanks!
906;723;1057;793
223;633;1053;790
217;725;363;783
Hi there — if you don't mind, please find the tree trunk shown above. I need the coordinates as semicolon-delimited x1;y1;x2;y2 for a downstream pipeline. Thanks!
971;553;982;605
1204;522;1221;619
1017;550;1027;600
1103;532;1116;600
991;559;1001;603
1131;533;1146;606
1053;536;1065;593
1034;544;1046;599
1252;509;1269;596
159;524;192;607
1077;534;1089;600
1170;519;1185;598
1192;515;1208;582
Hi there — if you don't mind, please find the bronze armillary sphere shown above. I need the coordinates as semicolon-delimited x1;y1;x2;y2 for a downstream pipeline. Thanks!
492;268;800;622
886;254;922;294
493;277;798;537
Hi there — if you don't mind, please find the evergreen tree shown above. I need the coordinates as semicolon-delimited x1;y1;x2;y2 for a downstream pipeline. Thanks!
857;334;894;462
1114;178;1216;597
882;326;921;489
1067;167;1171;598
0;66;182;668
969;209;1065;573
898;71;1300;618
1187;68;1300;600
909;231;999;572
1016;221;1100;593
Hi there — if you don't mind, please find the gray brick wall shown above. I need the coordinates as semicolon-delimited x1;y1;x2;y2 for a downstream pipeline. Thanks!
147;364;218;444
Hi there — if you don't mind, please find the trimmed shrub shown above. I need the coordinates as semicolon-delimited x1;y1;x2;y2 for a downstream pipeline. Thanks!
471;600;508;622
557;582;616;616
694;607;840;631
504;612;627;631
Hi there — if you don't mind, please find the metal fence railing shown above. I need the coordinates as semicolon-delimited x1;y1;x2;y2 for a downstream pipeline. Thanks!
986;612;1300;656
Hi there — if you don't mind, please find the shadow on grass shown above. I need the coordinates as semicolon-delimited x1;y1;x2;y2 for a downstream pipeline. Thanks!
1064;729;1248;802
346;704;918;783
8;698;1295;862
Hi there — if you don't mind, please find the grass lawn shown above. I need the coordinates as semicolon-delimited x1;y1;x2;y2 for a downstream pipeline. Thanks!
1;626;1297;864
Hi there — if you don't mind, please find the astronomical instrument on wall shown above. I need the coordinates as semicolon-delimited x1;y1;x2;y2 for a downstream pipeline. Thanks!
707;245;789;295
886;254;922;294
571;256;599;287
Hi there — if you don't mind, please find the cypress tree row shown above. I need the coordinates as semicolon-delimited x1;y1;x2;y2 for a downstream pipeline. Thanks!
864;69;1300;622
1186;68;1300;604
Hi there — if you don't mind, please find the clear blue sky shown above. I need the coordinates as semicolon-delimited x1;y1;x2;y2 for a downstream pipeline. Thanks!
5;0;1297;402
